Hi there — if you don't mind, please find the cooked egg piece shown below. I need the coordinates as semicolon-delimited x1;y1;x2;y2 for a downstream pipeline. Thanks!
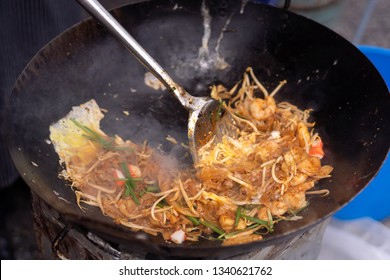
49;99;105;165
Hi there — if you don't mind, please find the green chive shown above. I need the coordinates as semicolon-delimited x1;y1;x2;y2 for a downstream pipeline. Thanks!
240;214;269;226
145;185;160;193
121;162;135;187
139;183;160;196
234;206;242;227
71;119;132;152
125;181;139;205
120;162;140;204
199;219;225;235
71;119;112;148
187;216;224;235
187;216;200;226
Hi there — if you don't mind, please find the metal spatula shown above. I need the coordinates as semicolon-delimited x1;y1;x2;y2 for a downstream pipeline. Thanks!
75;0;222;161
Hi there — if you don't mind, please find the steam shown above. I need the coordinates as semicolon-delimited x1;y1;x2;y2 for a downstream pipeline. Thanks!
123;111;192;167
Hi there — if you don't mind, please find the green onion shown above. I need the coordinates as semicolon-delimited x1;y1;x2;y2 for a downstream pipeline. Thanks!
234;206;242;227
138;184;159;197
121;162;139;204
121;162;136;187
115;177;143;183
240;214;269;226
186;216;200;226
71;119;113;147
199;219;224;235
125;181;139;205
187;216;225;235
71;119;132;152
240;213;274;233
145;185;160;193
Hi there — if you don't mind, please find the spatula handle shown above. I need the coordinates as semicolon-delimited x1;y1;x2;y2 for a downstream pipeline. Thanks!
75;0;197;110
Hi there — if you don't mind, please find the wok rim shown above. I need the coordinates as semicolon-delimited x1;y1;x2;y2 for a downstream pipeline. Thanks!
6;0;390;257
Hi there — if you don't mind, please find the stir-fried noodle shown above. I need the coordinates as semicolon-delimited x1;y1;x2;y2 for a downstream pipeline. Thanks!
50;68;332;245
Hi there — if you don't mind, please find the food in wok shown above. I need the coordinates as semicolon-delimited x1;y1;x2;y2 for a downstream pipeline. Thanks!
49;68;332;245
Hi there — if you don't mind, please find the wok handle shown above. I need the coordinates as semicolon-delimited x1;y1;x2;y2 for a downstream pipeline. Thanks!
75;0;197;111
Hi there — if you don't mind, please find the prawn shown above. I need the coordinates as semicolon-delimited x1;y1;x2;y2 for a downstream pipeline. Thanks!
247;79;287;121
249;96;277;121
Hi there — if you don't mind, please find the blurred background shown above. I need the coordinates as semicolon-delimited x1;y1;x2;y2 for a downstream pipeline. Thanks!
0;0;389;259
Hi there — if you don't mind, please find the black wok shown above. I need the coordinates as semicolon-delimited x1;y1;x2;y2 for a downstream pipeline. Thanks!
6;0;390;259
